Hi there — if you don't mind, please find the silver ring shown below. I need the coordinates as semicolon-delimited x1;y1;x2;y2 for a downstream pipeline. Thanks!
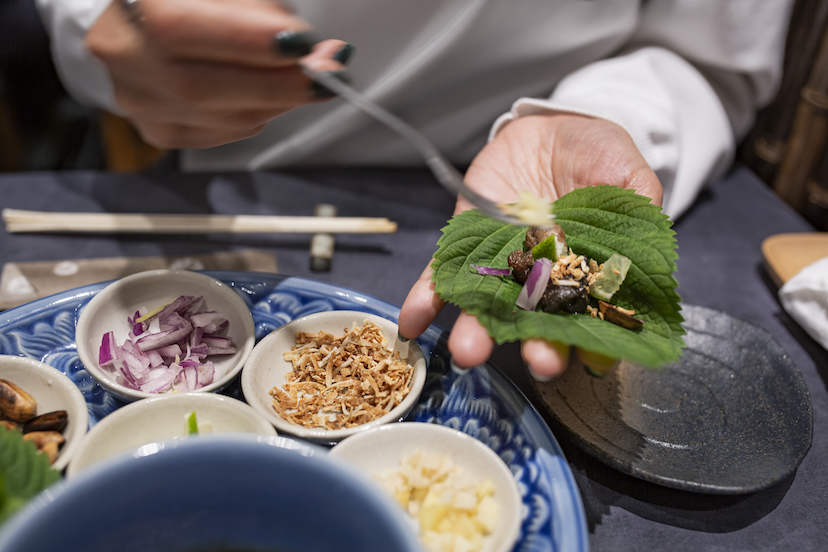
121;0;145;22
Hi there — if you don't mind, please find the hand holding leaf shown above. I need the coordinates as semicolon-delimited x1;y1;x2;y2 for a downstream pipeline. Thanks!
399;113;672;378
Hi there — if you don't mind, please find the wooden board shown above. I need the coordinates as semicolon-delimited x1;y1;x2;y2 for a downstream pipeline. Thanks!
761;232;828;287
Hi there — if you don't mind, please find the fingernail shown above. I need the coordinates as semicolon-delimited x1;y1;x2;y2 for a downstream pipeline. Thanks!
528;364;554;382
449;358;468;376
310;70;351;99
397;330;410;343
333;43;356;65
273;30;320;58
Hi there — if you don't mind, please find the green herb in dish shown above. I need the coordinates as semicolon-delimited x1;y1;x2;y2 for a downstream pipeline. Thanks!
187;411;199;435
430;185;684;367
0;426;60;525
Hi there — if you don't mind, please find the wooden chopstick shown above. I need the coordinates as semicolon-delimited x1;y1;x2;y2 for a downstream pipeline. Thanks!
2;209;397;235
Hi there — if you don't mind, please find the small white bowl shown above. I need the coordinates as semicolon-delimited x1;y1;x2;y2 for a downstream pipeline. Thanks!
241;311;426;444
0;355;89;471
66;392;277;478
330;422;522;552
75;269;255;403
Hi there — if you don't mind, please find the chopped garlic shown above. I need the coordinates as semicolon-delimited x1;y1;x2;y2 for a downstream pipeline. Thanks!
375;450;498;552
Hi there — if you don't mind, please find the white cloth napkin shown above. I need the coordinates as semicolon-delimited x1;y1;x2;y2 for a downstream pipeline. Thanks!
779;256;828;351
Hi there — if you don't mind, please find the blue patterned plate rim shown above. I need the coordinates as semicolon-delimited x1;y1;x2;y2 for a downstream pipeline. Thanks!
0;270;588;552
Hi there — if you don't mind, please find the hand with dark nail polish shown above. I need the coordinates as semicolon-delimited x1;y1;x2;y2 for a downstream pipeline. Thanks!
84;0;352;149
333;43;356;65
273;30;321;58
309;70;352;99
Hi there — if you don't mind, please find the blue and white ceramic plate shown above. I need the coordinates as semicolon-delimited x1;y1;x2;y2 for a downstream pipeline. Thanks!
0;271;588;552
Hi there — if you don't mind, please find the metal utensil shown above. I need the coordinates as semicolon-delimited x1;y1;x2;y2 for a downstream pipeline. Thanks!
303;66;539;226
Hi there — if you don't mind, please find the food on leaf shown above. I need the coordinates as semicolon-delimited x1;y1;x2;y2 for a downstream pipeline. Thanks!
430;185;684;367
470;264;512;277
590;253;632;301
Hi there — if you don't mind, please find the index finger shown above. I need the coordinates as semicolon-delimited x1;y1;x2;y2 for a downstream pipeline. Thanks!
134;0;321;67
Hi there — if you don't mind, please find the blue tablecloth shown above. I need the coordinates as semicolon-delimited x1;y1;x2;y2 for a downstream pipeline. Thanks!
0;164;824;551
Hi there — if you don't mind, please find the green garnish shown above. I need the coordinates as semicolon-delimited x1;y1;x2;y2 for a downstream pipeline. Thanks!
0;427;60;525
187;411;199;435
531;233;567;262
431;185;684;367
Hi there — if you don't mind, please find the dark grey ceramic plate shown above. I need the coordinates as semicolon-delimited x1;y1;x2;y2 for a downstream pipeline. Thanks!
531;304;813;494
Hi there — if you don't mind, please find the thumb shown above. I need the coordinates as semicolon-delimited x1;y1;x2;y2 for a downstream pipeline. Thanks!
398;262;445;340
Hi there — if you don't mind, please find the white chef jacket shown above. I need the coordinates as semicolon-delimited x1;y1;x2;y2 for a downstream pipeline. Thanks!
35;0;794;219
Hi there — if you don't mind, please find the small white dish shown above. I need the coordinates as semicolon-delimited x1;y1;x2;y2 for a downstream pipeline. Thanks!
0;355;89;471
66;392;277;478
241;311;426;444
330;422;523;552
75;269;255;403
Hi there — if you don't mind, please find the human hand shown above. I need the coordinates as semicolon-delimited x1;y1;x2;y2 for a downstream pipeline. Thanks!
398;113;663;379
86;0;353;149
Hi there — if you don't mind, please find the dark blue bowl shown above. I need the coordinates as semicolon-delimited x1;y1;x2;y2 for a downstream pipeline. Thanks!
0;435;421;552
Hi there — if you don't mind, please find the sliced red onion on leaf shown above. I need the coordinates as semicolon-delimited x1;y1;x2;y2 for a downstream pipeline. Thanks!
516;257;553;311
471;264;512;276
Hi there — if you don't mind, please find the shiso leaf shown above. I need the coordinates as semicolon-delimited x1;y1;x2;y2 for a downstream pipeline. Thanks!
431;185;684;367
0;427;61;525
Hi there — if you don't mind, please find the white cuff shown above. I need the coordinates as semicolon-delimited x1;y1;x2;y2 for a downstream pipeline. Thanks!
35;0;121;113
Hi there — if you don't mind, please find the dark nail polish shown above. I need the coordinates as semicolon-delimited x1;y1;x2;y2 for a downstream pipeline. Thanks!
273;30;320;58
333;43;356;65
397;330;410;343
309;70;352;99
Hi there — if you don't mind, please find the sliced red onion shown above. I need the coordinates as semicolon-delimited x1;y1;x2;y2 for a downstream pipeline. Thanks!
155;343;183;358
198;361;215;386
99;331;117;366
183;364;198;391
154;295;202;320
516;257;553;311
189;312;229;335
202;336;232;348
117;361;140;389
190;327;204;347
189;344;210;359
146;349;164;368
136;319;193;352
471;264;512;276
98;294;236;394
140;365;181;394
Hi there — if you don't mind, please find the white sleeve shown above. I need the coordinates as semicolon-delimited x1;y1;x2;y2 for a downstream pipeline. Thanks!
35;0;121;113
491;0;794;219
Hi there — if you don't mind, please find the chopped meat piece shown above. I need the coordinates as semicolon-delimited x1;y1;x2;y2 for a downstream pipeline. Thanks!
538;281;589;314
507;249;534;284
524;225;563;250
